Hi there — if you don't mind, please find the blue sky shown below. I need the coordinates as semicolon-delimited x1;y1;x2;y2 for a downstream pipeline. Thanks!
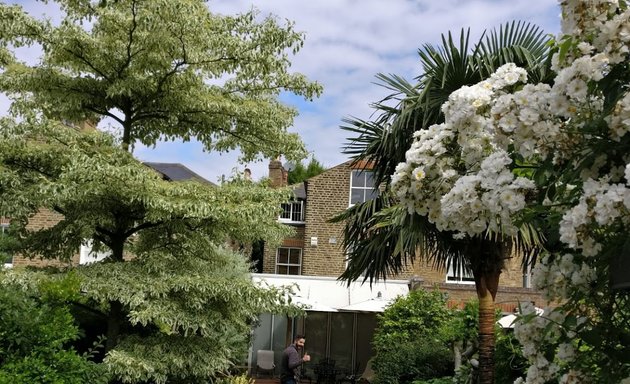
1;0;561;183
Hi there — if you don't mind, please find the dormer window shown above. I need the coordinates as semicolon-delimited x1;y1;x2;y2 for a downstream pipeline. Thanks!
350;170;378;205
279;201;304;223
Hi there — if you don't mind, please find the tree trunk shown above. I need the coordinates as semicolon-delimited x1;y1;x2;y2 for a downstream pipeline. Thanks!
121;118;132;152
106;300;123;352
469;236;507;384
105;237;126;352
476;270;500;384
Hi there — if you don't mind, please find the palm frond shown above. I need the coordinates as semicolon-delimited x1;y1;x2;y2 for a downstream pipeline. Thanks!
417;29;481;122
338;21;554;284
330;194;471;285
474;21;554;83
341;74;423;187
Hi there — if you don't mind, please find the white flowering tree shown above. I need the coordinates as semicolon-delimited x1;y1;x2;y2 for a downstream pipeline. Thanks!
336;24;553;384
393;1;630;383
511;1;630;382
390;62;545;384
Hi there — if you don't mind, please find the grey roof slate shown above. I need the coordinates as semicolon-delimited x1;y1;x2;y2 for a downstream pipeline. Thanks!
144;162;214;185
290;182;306;199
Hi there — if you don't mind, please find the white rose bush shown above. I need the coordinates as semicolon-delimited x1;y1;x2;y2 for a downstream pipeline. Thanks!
392;0;630;382
391;63;536;239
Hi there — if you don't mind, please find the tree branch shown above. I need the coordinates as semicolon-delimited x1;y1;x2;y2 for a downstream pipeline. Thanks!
68;300;108;319
95;226;114;238
123;220;165;238
84;105;124;126
64;43;111;82
117;0;139;78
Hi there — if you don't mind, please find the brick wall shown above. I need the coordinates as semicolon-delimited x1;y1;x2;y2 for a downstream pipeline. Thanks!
427;283;547;314
410;252;545;312
262;226;305;274
263;160;541;307
266;161;414;278
10;208;80;267
301;162;350;276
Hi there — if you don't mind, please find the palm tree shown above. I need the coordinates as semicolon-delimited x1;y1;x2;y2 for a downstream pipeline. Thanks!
333;22;553;384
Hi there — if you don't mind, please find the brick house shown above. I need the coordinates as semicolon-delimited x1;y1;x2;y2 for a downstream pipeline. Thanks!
250;159;546;377
261;159;545;311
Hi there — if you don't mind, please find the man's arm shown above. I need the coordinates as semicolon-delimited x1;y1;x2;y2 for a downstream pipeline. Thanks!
287;348;304;369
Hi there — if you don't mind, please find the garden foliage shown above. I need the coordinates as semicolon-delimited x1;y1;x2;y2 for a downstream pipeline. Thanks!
0;271;107;384
0;0;319;382
372;290;455;384
391;1;630;381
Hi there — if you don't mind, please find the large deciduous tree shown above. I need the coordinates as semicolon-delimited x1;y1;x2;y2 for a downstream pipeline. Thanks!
334;23;552;384
0;0;320;383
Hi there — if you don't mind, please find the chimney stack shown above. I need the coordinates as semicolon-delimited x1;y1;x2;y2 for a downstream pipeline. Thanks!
269;157;288;188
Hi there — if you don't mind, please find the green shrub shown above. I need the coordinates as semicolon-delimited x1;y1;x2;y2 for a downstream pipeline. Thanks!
494;330;527;383
450;304;527;384
373;338;454;384
372;289;455;384
0;274;107;384
412;378;453;384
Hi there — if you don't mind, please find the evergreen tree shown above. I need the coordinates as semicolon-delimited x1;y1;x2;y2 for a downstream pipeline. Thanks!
287;156;326;184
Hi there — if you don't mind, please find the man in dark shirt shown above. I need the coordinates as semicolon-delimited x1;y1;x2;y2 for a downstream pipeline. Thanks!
281;334;311;384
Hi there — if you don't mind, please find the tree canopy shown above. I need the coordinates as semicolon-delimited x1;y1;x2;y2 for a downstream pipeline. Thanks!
287;156;326;184
0;0;321;156
340;1;630;382
0;0;318;382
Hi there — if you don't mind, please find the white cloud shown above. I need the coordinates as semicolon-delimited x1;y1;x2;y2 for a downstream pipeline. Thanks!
1;0;561;182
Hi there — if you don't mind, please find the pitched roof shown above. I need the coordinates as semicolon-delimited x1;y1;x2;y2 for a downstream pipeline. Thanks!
143;162;214;185
290;182;306;199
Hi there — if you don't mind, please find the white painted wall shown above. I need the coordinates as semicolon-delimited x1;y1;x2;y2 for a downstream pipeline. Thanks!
252;273;409;309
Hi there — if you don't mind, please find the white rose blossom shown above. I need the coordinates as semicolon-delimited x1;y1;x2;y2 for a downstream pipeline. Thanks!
392;2;630;382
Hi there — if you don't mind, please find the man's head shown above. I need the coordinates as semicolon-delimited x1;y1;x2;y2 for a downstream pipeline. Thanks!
293;334;306;349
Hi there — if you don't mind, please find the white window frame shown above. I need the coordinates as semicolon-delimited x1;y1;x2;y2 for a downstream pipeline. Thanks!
279;201;305;223
446;263;475;284
275;247;302;275
1;223;13;268
79;239;111;265
523;262;533;288
349;170;377;206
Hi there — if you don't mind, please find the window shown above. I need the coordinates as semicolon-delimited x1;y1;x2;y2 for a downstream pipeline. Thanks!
279;201;304;223
275;247;302;275
349;170;378;205
446;263;475;284
79;240;111;265
1;223;13;267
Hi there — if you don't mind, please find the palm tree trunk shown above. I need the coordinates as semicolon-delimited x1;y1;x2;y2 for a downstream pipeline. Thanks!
475;270;500;384
470;237;505;384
